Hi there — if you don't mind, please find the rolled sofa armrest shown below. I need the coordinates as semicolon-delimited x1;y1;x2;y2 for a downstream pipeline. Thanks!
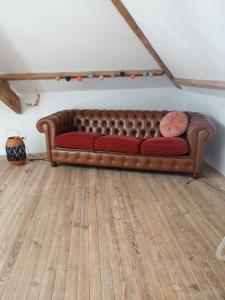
187;112;216;156
36;110;75;148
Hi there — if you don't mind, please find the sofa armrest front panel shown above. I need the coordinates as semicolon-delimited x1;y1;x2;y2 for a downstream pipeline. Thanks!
187;112;216;156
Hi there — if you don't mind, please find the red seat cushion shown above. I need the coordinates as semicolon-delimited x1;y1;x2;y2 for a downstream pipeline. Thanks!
95;135;143;154
141;137;189;156
54;131;100;150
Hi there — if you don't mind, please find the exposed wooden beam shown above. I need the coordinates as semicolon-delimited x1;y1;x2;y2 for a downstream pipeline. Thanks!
111;0;181;89
174;78;225;91
0;79;22;113
0;69;164;81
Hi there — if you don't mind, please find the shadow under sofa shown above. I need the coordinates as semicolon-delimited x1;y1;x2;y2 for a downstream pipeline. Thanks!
36;109;216;178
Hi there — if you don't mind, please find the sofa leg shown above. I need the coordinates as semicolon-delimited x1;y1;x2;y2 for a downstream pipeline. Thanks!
51;162;58;167
192;173;199;179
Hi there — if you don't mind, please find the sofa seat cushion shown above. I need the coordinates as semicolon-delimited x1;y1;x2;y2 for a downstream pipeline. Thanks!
54;131;100;150
141;137;189;156
95;135;143;154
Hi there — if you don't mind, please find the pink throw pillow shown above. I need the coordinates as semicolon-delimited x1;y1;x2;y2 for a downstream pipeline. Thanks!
160;111;188;137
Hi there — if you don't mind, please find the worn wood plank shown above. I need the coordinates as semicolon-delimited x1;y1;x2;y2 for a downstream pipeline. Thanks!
96;171;115;300
76;169;90;300
38;167;70;300
88;168;102;300
0;161;224;299
0;162;48;299
104;171;142;300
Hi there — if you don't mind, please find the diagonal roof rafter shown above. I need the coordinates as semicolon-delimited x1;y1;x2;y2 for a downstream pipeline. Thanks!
111;0;181;89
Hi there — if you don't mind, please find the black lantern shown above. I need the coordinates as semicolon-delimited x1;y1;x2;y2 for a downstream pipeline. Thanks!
5;131;26;165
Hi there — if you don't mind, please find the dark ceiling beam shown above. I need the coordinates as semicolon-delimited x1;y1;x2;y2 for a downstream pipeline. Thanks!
174;78;225;91
0;69;164;81
0;79;22;113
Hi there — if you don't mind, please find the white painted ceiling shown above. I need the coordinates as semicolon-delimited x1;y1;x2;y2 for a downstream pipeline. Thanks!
0;0;158;73
1;0;224;93
122;0;225;80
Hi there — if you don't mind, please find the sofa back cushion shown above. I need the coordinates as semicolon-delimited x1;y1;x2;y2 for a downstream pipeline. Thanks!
72;110;168;139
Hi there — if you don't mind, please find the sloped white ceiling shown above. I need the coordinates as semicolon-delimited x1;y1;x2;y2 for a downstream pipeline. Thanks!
0;0;159;73
2;0;224;94
122;0;225;80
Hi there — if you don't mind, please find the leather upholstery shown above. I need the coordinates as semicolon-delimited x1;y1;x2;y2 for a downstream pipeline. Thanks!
186;112;216;155
51;149;195;173
37;109;216;178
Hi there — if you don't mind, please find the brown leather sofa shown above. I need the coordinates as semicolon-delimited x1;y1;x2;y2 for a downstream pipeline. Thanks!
36;109;216;178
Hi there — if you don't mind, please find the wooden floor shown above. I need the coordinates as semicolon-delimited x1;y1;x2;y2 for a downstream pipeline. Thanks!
0;160;225;300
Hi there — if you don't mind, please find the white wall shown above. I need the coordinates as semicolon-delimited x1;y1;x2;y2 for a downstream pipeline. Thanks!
183;88;225;176
0;87;184;155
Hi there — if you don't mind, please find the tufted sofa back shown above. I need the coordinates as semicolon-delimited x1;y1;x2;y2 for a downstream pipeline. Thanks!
70;110;168;139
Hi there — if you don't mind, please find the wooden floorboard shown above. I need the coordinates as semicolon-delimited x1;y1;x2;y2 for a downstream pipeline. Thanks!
0;160;225;299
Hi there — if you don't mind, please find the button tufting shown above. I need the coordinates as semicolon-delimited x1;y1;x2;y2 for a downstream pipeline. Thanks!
84;119;89;126
97;128;102;134
132;129;137;136
102;120;107;127
141;130;146;137
151;129;156;136
128;121;133;128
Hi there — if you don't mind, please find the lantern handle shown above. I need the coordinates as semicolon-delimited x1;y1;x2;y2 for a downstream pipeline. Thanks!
6;129;21;138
